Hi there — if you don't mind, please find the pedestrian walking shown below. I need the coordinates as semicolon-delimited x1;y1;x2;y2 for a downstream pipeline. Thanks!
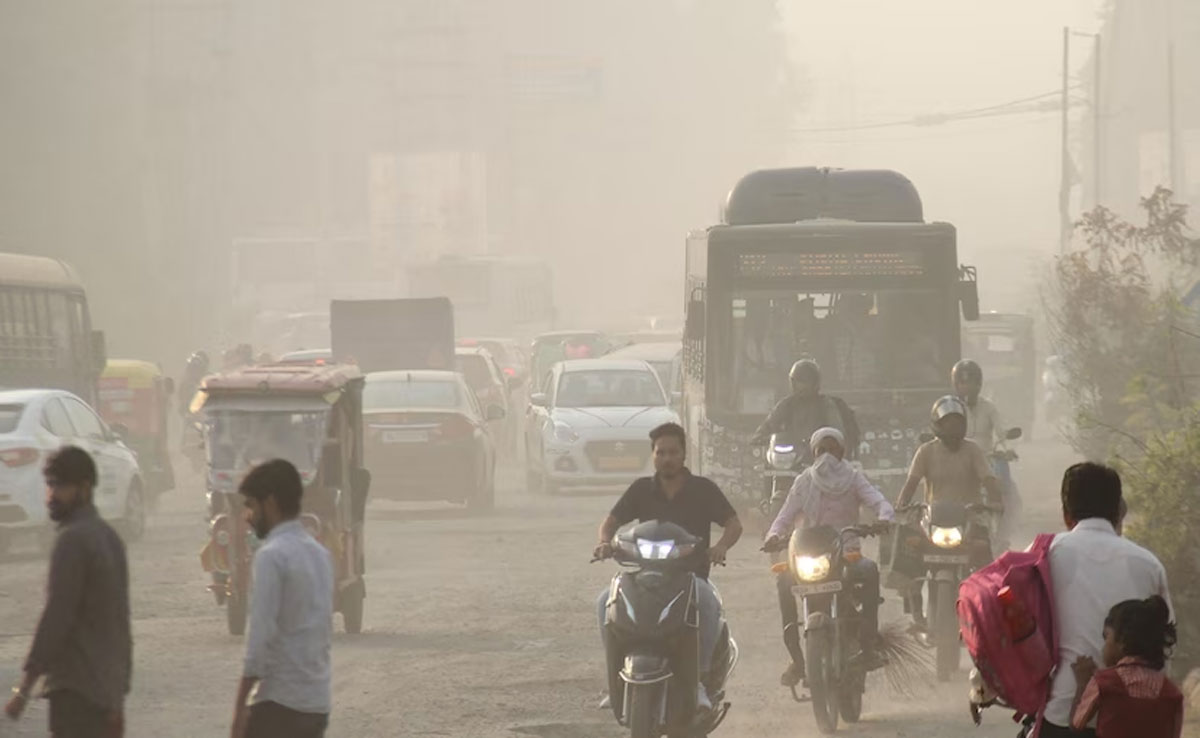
1071;595;1182;738
4;446;132;738
1042;463;1173;737
230;459;333;738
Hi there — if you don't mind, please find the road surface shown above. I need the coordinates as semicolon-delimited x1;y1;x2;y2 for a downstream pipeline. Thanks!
1;436;1185;737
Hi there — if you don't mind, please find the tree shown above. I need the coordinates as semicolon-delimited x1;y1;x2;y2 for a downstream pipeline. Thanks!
1046;186;1200;669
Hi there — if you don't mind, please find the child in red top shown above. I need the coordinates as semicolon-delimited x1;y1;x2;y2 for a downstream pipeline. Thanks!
1071;595;1183;738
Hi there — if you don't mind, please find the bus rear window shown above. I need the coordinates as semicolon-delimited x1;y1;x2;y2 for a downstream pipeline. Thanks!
0;404;25;433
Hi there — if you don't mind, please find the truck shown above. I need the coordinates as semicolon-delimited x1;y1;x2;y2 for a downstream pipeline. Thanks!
330;298;455;373
680;168;980;503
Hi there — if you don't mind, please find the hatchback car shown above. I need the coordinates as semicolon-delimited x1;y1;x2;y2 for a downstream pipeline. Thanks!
362;371;503;510
525;359;680;493
0;389;146;551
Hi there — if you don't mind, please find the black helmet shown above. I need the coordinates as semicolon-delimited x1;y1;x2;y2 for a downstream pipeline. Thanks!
789;359;821;394
951;359;983;387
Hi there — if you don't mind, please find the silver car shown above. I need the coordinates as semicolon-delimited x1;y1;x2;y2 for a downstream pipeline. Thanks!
525;359;680;493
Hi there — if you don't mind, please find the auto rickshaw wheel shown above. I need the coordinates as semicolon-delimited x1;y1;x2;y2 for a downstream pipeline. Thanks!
341;581;365;634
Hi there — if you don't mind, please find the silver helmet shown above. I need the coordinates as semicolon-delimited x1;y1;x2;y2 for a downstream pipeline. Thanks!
930;395;968;424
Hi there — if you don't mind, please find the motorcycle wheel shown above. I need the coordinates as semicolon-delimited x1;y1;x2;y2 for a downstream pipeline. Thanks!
227;592;247;636
935;579;960;681
626;683;662;738
806;628;839;734
838;669;865;723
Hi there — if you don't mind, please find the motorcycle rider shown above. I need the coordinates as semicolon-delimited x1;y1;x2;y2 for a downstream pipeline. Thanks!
593;422;743;711
895;396;1004;628
178;351;209;417
753;359;861;456
753;358;862;686
762;427;895;684
952;359;1021;550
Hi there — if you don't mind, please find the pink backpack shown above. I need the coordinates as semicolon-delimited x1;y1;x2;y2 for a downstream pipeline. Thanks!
958;533;1058;720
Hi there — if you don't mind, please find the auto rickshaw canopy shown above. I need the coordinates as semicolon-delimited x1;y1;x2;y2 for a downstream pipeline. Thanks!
192;363;363;414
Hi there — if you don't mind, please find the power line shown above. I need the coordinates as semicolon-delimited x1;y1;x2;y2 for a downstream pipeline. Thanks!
792;86;1084;134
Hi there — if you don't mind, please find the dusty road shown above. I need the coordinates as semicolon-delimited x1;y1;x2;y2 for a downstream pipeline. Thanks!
0;436;1147;738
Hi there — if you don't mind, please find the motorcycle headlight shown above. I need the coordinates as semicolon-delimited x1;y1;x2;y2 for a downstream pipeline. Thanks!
794;554;831;582
930;526;964;548
552;421;578;443
767;444;797;469
636;538;696;560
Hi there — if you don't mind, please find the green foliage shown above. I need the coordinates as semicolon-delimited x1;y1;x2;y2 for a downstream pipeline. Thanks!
1048;187;1200;669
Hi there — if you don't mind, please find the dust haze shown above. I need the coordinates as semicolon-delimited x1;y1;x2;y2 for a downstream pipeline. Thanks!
3;1;1198;737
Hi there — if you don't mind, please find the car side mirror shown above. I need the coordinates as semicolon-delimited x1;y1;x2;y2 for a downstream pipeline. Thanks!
685;299;705;340
486;405;506;422
530;393;548;408
110;422;129;442
1005;427;1023;441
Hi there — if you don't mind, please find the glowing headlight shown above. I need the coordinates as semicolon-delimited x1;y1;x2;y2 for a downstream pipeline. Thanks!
794;554;831;582
930;526;964;548
635;539;695;560
552;421;579;443
767;445;797;469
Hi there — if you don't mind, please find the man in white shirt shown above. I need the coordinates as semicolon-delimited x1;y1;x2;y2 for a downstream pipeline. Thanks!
1041;462;1172;738
230;459;335;738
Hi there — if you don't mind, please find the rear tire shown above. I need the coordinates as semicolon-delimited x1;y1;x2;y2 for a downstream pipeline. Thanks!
935;579;960;681
807;628;839;734
122;483;146;543
468;466;495;512
627;683;662;738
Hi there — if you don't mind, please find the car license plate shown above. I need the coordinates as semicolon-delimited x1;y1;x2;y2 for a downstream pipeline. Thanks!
792;581;843;596
597;456;641;471
924;554;970;565
382;430;428;444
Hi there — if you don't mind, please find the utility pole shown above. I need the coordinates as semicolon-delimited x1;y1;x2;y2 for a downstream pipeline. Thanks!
1092;33;1102;207
1167;39;1181;193
1059;26;1071;255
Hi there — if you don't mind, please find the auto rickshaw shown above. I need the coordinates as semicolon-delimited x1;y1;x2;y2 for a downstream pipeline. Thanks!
194;363;370;635
97;360;176;501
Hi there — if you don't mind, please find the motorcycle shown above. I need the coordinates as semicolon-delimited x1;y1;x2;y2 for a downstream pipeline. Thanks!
895;500;1001;681
764;522;889;735
598;520;738;738
988;427;1022;551
761;432;810;519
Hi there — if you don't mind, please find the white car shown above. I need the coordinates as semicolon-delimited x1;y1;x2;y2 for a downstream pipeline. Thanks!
525;359;681;493
0;389;145;551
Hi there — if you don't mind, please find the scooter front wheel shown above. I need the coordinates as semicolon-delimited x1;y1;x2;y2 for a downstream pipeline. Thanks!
626;682;663;738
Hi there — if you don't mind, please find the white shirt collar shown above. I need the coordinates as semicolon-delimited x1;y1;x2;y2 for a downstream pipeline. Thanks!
1071;518;1117;535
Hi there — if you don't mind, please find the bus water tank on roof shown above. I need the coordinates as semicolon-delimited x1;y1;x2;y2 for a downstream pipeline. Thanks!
722;167;924;225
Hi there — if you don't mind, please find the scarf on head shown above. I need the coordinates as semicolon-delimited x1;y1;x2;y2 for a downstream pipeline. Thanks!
800;427;859;523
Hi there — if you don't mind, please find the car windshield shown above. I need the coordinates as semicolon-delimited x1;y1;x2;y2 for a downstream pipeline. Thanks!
204;410;328;474
0;404;23;433
556;370;665;408
455;356;493;390
365;379;462;410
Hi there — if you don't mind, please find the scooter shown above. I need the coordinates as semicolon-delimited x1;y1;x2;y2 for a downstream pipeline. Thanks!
761;431;810;519
598;520;738;738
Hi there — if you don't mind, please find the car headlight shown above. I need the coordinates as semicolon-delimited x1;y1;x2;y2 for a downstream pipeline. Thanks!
767;444;797;469
794;554;831;582
930;526;964;548
552;421;578;443
635;538;696;560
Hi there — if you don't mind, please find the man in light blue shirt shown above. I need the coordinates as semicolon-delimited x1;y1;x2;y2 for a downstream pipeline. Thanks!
230;459;334;738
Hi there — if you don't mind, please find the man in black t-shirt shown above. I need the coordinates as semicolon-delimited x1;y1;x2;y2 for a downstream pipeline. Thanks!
593;422;743;709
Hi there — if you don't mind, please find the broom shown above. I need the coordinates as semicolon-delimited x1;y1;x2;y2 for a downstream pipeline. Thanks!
874;618;937;696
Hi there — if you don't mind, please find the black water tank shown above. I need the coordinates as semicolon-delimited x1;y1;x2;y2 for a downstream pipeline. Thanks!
722;167;924;225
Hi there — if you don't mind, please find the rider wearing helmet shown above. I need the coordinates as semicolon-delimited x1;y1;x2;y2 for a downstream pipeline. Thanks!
896;395;1004;629
952;359;1021;551
754;359;861;688
753;359;861;456
179;351;210;417
951;359;1004;454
